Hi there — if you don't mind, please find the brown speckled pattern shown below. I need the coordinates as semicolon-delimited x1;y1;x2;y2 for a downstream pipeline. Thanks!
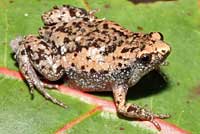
10;5;171;130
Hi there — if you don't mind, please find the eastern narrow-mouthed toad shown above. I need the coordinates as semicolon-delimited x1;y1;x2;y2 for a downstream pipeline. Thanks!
10;5;171;130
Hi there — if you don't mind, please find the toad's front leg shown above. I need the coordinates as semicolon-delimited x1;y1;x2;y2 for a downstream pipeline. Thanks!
10;36;67;108
112;84;170;130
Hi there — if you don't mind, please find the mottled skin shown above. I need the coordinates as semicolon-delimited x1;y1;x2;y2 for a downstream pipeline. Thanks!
11;5;171;130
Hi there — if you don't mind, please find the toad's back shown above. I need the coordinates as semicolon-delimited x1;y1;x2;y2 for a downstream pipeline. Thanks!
39;18;144;73
39;18;146;90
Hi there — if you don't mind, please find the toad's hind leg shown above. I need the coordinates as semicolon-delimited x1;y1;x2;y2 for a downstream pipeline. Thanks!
112;84;170;130
11;36;67;108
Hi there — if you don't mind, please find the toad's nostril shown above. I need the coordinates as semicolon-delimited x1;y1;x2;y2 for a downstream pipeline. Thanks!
154;40;171;56
160;47;170;56
161;50;166;53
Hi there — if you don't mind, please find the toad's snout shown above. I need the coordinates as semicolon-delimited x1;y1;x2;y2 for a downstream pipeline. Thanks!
155;41;171;56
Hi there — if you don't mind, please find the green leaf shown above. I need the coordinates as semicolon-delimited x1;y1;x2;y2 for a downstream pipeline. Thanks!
67;111;155;134
0;0;200;133
0;75;94;134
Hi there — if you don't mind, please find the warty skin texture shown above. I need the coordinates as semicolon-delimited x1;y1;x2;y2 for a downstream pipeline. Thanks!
10;5;171;130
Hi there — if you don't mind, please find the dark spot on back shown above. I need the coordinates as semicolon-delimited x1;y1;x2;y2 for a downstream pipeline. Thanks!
101;70;109;74
104;45;117;55
113;36;117;41
83;17;89;21
74;53;77;57
121;47;130;53
75;21;82;29
69;8;76;17
111;28;125;37
92;42;100;48
71;63;75;67
97;38;105;43
58;17;62;21
103;23;109;29
64;37;70;43
75;42;83;52
72;21;77;25
118;40;124;46
101;30;108;35
118;63;122;67
81;65;85;70
86;56;91;60
130;47;136;52
50;26;56;30
90;68;96;73
55;26;66;33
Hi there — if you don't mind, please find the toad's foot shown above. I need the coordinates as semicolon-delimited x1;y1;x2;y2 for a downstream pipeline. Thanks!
119;104;170;130
112;84;170;131
12;38;67;108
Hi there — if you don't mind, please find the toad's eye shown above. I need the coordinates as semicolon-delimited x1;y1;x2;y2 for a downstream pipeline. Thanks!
140;54;152;63
150;32;164;41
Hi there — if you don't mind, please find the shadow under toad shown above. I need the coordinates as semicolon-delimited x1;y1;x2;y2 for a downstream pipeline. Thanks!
91;69;170;101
